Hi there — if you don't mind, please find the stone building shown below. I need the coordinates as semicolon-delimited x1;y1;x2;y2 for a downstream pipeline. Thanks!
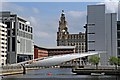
57;10;85;53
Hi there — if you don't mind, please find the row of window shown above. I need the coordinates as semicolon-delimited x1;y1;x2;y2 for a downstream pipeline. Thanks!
19;23;32;33
0;42;7;45
0;38;7;41
0;33;7;37
0;29;7;33
1;51;7;53
68;35;85;39
67;42;85;45
18;31;33;39
1;46;7;49
1;55;7;57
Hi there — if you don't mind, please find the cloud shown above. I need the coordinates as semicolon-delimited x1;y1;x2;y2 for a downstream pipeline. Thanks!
97;0;119;13
105;2;118;13
67;11;86;18
34;31;50;38
1;2;86;47
2;2;25;13
32;7;40;14
28;15;58;46
66;11;86;33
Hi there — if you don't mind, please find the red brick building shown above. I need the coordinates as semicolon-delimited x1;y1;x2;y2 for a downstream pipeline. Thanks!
34;45;48;59
34;45;76;59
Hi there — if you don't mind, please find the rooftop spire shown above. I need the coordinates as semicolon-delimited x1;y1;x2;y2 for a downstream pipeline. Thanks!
62;10;64;13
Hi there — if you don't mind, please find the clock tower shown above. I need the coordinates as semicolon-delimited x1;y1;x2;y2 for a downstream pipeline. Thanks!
57;10;69;46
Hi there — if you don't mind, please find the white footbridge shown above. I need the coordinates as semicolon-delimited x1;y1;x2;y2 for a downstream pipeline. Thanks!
11;51;103;67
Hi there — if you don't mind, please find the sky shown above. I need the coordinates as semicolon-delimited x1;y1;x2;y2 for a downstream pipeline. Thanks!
1;0;119;47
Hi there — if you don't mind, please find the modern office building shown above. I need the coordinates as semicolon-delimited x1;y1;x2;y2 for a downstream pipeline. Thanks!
57;10;86;53
0;12;34;64
87;4;118;65
118;2;120;21
117;21;120;58
0;23;7;66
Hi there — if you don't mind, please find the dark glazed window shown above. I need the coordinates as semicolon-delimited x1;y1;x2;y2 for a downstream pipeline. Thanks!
5;22;11;28
12;37;15;51
7;30;10;36
117;22;120;30
7;38;10;51
117;32;120;39
118;40;120;47
19;23;21;29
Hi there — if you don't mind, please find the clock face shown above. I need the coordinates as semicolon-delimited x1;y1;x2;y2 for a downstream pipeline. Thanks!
62;29;65;32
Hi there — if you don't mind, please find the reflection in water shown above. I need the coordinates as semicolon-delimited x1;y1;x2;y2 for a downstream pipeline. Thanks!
2;68;120;80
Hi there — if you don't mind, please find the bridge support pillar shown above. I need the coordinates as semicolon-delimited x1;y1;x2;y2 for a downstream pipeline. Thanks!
21;64;26;74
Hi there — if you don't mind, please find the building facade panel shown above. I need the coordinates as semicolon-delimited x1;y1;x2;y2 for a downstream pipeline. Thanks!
0;23;7;66
118;2;120;21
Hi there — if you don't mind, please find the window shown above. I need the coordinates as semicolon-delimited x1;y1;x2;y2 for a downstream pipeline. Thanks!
22;24;24;30
5;22;11;28
118;49;120;55
88;41;95;43
2;46;4;49
28;26;30;32
1;55;4;57
7;38;10;51
12;37;15;51
2;38;4;40
2;30;5;32
2;34;5;36
31;27;33;33
7;30;10;36
19;23;21;29
117;32;120;39
117;22;120;30
88;50;95;51
118;40;120;47
25;25;27;31
12;29;15;36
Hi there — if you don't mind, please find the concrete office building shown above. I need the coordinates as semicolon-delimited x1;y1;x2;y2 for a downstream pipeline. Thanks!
118;2;120;21
87;4;117;65
118;2;120;58
117;21;120;58
0;12;34;64
57;10;86;53
0;23;7;66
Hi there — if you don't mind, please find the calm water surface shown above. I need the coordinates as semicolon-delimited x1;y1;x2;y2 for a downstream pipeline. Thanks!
1;68;120;80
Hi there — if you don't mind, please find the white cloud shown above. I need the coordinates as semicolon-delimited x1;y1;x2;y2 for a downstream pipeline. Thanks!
105;2;118;13
66;11;86;33
1;2;86;47
32;7;40;14
2;2;25;12
35;31;50;38
67;11;86;18
29;16;37;25
97;0;119;13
